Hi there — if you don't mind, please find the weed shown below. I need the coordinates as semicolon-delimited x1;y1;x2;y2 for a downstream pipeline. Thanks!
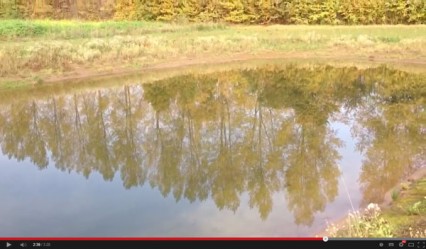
391;188;400;201
34;76;44;85
326;203;394;238
406;200;426;215
409;227;426;238
326;179;426;238
194;23;227;31
378;36;401;43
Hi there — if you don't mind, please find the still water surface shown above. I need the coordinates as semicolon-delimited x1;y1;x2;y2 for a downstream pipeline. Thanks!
0;64;424;236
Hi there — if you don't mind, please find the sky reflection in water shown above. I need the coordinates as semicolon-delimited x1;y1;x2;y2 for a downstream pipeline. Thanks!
0;64;424;236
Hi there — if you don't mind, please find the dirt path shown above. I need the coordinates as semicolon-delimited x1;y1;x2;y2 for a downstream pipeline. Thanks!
42;51;426;85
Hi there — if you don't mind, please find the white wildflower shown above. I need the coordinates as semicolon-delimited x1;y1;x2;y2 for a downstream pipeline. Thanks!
367;203;380;212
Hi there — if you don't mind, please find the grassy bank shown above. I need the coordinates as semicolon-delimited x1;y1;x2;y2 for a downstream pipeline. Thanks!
325;177;426;238
0;20;426;88
0;19;226;39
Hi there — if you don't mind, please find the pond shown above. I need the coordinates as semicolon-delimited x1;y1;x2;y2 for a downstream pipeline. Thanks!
0;64;424;237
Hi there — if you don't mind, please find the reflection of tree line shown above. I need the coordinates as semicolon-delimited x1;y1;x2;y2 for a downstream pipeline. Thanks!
0;65;424;225
351;68;426;206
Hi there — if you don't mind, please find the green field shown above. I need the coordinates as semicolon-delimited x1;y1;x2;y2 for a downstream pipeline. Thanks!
0;20;425;88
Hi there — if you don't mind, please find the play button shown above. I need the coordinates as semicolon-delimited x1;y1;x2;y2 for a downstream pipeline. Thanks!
6;242;12;247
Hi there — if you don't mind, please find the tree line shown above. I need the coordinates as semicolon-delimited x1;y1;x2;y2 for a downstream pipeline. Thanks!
0;0;425;24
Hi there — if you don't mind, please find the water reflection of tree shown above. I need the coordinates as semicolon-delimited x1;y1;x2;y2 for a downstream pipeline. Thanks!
0;101;48;168
0;65;423;225
257;67;342;225
352;69;426;205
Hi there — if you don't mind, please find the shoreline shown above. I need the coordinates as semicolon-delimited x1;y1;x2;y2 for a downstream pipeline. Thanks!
41;54;426;84
2;51;426;90
314;167;426;238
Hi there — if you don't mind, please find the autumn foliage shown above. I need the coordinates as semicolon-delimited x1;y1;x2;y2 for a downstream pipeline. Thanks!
0;0;425;24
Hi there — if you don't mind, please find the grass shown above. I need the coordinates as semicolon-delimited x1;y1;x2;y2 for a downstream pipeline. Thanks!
325;178;426;238
0;19;226;39
383;178;426;237
391;188;400;201
0;20;425;87
0;80;30;90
